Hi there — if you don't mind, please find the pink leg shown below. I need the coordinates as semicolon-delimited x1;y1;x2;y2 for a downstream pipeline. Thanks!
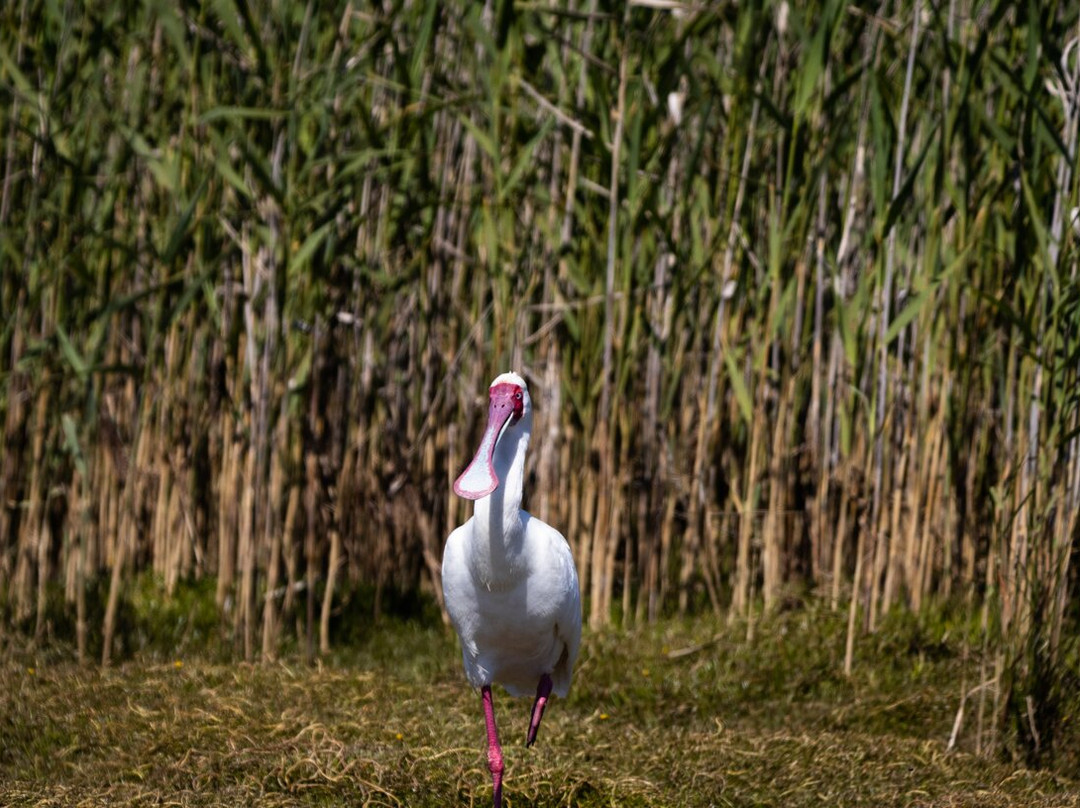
526;673;553;748
482;685;504;808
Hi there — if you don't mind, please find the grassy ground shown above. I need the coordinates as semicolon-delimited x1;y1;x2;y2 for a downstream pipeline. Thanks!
2;606;1079;807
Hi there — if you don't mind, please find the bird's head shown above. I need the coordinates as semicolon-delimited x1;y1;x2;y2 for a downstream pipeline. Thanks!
453;372;531;500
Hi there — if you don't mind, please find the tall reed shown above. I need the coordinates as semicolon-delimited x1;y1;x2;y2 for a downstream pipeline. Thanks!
1;0;1078;765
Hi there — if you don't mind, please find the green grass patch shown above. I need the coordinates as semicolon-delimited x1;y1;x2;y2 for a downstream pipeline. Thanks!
2;606;1079;806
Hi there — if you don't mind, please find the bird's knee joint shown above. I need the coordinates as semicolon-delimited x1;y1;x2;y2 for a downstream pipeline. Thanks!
487;749;504;776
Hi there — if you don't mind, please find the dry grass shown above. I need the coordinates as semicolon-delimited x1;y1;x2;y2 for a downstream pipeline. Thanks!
3;608;1079;807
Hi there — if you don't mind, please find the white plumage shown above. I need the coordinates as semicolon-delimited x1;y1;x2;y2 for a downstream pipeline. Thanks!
442;371;581;808
443;510;580;697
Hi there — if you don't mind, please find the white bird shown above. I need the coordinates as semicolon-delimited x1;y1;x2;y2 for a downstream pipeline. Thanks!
442;371;582;808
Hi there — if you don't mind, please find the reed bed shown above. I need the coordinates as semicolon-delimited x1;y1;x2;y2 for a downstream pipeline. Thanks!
1;0;1079;768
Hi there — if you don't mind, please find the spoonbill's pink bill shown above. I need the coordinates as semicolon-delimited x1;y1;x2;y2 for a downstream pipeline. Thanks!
442;372;582;808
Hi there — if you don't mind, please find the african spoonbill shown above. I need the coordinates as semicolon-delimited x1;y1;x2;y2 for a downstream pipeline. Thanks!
442;371;582;808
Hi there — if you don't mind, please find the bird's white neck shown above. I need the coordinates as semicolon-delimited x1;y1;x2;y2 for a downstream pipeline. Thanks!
470;421;530;587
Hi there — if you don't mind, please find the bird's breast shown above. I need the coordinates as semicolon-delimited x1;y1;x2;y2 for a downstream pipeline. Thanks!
468;554;527;593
